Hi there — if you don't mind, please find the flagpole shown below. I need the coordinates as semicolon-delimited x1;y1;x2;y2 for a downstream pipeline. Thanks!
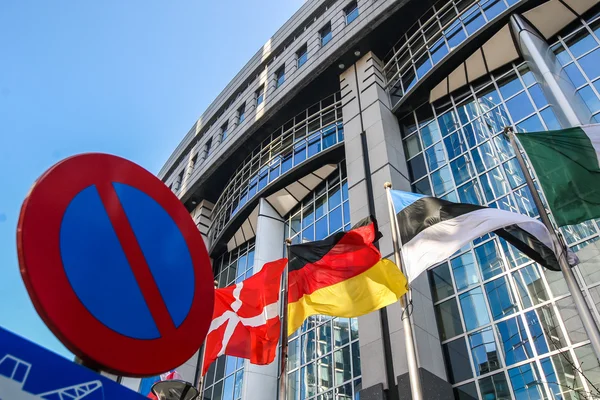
506;127;600;361
278;239;291;400
384;182;423;400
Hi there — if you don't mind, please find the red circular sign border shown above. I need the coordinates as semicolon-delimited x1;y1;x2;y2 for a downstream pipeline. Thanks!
17;153;215;377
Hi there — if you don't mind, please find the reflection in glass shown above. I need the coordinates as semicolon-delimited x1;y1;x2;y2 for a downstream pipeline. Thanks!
451;155;476;186
540;353;579;400
479;372;511;399
469;327;501;375
451;252;480;291
512;262;548;308
454;382;479;400
460;287;491;331
557;296;589;344
475;240;505;280
574;344;600;392
508;362;547;400
432;165;454;196
425;142;447;171
485;276;518;320
301;363;317;399
496;316;533;365
527;305;567;354
334;346;351;386
317;354;333;393
444;131;467;159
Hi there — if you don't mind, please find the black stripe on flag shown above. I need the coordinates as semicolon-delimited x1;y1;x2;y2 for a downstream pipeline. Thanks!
397;197;560;271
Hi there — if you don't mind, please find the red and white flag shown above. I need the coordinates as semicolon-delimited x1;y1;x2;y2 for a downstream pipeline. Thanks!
202;258;287;375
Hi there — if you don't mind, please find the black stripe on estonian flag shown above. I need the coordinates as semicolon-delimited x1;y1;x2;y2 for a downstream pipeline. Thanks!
287;216;380;273
396;197;560;271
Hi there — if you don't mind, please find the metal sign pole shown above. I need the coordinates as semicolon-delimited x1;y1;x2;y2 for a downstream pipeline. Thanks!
506;127;600;361
278;240;291;400
384;183;423;400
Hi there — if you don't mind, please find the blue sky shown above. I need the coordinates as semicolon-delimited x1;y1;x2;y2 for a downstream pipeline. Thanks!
0;0;303;358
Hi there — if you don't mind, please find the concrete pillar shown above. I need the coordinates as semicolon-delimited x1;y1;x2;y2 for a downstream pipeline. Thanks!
192;200;214;250
510;14;592;126
340;52;452;399
240;197;285;400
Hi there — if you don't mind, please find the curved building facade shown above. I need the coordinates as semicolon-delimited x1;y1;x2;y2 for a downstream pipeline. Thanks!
128;0;600;399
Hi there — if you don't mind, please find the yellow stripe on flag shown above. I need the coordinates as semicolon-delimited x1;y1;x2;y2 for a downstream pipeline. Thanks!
287;259;407;335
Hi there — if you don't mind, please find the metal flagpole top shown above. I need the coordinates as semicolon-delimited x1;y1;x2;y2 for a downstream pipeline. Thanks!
383;182;392;189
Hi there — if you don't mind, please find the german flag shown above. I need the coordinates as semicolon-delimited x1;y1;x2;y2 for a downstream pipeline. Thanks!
287;217;407;334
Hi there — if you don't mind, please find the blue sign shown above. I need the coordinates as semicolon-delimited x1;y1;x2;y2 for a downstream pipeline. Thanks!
0;327;147;399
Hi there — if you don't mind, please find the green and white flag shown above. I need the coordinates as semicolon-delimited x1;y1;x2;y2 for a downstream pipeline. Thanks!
516;124;600;227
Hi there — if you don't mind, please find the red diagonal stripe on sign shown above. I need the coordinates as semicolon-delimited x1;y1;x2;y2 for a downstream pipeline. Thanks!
96;181;176;336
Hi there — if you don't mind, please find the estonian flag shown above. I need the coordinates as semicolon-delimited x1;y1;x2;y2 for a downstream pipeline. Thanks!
287;217;407;334
390;190;577;282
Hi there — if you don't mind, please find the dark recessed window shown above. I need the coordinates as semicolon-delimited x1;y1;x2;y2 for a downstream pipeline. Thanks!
238;103;246;123
190;153;198;171
297;44;308;68
255;85;264;106
320;22;332;47
221;122;229;142
204;137;213;159
275;66;285;89
345;1;359;24
175;169;184;191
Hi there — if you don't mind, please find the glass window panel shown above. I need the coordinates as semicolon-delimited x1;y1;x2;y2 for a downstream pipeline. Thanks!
463;118;490;148
351;341;361;377
478;84;502;108
451;252;480;291
420;120;441;147
574;344;600;391
480;167;510;202
301;363;317;399
317;354;333;393
288;338;300;370
577;85;600;113
519;66;536;86
458;180;483;205
505;92;535;123
315;195;327;219
543;267;568;297
475;240;505;280
496;316;533;365
429;262;454;302
444;131;467;159
553;43;573;65
425;142;446;171
333;318;350;349
556;296;588;344
500;238;529;269
527;304;568;353
469;326;501;376
578;47;600;80
472;141;499;173
430;36;449;64
302;329;316;364
234;370;244;399
329;206;343;234
540;353;579;400
498;73;523;100
441;190;459;202
454;382;479;400
415;53;432;79
457;97;479;124
482;0;507;20
485;277;518;320
463;6;485;35
460;287;491;331
408;153;427;181
438;109;460;136
222;374;234;400
446;20;467;49
317;322;332;357
563;63;586;87
442;338;473;384
508;362;546;400
478;372;511;399
334;346;351;385
287;370;299;400
435;298;464;340
225;356;237;376
503;158;525;189
513;264;549;309
412;177;432;195
451;155;476;186
213;380;223;400
316;216;328;240
431;165;454;195
404;134;422;158
527;84;549;109
514;186;538;217
565;29;598;58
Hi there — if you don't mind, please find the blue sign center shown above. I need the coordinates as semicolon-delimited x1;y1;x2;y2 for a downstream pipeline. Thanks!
59;183;195;340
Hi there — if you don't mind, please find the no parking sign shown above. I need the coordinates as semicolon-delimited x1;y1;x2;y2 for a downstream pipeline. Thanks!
17;153;215;376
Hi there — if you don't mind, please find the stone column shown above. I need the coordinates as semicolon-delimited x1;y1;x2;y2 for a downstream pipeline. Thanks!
340;52;452;399
240;197;285;400
510;14;592;126
192;200;214;249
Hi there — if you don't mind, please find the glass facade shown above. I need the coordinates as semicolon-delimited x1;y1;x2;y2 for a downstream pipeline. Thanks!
201;240;256;400
552;10;600;124
384;0;523;107
209;93;344;247
410;53;600;397
283;163;361;400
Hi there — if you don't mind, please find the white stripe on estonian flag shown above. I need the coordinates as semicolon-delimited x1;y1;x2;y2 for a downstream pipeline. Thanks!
390;190;577;282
